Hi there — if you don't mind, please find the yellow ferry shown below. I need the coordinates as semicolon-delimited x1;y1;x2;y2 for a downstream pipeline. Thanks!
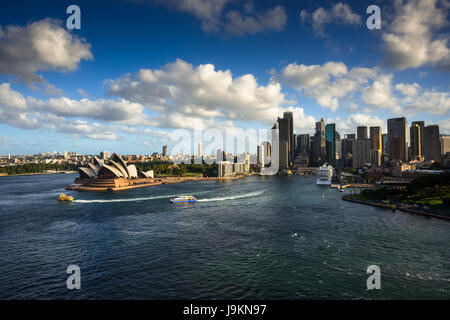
58;193;74;202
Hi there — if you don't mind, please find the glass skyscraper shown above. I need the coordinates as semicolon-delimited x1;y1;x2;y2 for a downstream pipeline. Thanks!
325;123;336;166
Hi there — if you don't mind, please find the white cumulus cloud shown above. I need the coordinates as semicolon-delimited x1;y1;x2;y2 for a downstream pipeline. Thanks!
0;19;93;83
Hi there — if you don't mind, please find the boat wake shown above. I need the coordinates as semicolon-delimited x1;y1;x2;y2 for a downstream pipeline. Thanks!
197;190;265;202
74;194;177;203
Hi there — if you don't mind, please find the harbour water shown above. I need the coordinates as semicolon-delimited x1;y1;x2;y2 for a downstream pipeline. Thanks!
0;173;449;299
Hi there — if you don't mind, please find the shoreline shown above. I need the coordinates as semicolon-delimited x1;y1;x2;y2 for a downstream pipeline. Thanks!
0;171;77;177
66;174;249;191
342;195;450;221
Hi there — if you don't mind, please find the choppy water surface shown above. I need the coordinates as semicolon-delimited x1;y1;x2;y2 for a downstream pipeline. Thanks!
0;174;449;299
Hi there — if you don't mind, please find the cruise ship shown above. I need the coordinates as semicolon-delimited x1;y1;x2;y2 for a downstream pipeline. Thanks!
316;164;334;185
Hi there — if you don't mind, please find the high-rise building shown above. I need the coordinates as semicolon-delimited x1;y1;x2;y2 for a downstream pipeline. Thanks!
313;118;326;165
382;134;388;162
325;123;336;166
357;126;368;140
410;122;422;159
369;127;382;153
369;126;382;167
370;149;382;167
283;111;294;161
257;145;264;167
262;141;271;164
423;125;441;161
198;143;204;157
387;117;408;162
411;121;424;156
162;145;168;157
342;134;355;167
273;112;294;170
279;140;289;170
352;139;371;168
216;149;226;162
440;135;450;156
276;116;290;164
297;134;310;155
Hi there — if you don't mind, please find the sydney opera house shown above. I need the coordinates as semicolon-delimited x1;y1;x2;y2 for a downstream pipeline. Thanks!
70;153;155;190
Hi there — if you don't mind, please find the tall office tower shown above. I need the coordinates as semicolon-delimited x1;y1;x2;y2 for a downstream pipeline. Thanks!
341;134;355;167
370;149;382;167
357;126;368;140
283;111;294;162
387;117;408;162
272;114;291;170
162;145;168;157
440;136;450;156
298;134;310;155
279;140;289;170
293;134;298;158
198;143;204;157
325;123;336;166
423;125;441;161
352;139;371;168
411;121;424;156
262;141;271;164
369;127;382;152
277;114;292;164
216;148;224;161
257;144;264;167
382;134;388;161
410;123;422;159
313;118;326;164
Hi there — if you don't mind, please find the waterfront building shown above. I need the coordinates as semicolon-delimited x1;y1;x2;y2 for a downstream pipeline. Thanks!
357;126;368;140
325;123;336;166
243;153;250;173
75;153;155;189
352;139;371;168
388;117;408;162
233;162;244;174
423;125;441;161
218;161;233;178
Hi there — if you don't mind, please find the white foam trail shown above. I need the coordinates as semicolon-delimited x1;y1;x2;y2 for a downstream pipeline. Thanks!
74;194;177;203
197;190;264;202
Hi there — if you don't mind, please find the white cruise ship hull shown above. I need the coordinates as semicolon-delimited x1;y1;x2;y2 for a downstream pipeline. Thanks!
316;164;334;185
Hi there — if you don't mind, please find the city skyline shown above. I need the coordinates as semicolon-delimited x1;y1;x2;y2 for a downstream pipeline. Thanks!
0;0;449;156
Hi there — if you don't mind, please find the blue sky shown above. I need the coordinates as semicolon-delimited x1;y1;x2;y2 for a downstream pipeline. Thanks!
0;0;449;155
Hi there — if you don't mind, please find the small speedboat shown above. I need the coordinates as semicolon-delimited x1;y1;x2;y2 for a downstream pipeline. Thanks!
170;195;197;203
58;193;74;202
